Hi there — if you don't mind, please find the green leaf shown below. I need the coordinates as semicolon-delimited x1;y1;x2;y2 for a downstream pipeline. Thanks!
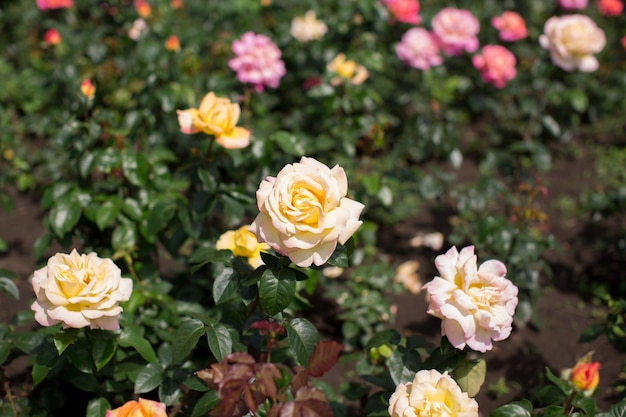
122;198;143;221
67;343;95;373
189;246;233;272
49;198;82;238
365;329;401;350
326;244;349;268
53;328;79;355
489;401;533;417
159;377;181;406
92;333;117;371
191;390;219;417
206;322;232;362
85;397;111;417
146;200;177;236
172;318;205;363
258;269;296;316
122;149;149;187
286;318;320;366
119;327;159;363
212;264;238;305
0;277;19;300
270;131;307;156
545;367;572;395
597;399;626;417
134;363;164;394
112;223;138;251
388;345;422;386
452;358;486;397
96;198;121;230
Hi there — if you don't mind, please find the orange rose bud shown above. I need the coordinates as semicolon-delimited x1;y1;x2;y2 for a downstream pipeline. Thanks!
134;0;151;17
43;28;62;45
170;0;183;9
80;79;95;99
165;35;180;52
570;361;600;391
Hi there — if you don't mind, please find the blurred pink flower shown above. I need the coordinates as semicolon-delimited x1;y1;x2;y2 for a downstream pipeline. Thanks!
598;0;624;15
491;11;528;42
558;0;588;8
228;32;286;92
381;0;421;24
422;246;518;352
37;0;73;10
431;7;480;56
395;27;443;70
472;45;517;88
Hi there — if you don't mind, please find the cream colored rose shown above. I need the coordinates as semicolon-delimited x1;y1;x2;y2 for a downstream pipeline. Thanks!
176;92;251;149
388;369;479;417
539;14;606;72
290;11;328;42
422;246;518;353
31;249;133;330
249;157;364;267
216;225;270;269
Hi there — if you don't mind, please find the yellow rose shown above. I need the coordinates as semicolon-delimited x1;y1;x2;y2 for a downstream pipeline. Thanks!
30;249;133;330
250;157;364;267
176;92;251;149
106;398;167;417
326;53;369;86
389;369;479;417
289;11;328;42
216;225;270;268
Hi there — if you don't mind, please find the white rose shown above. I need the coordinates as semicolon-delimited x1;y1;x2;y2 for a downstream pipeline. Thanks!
31;249;133;330
539;14;606;72
389;369;479;417
289;11;328;43
250;157;364;267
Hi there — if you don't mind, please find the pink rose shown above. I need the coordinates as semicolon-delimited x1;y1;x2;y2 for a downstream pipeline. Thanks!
598;0;624;15
381;0;421;24
431;7;480;56
472;45;517;88
228;32;286;92
395;28;443;70
491;11;528;42
422;246;518;352
558;0;588;9
37;0;73;10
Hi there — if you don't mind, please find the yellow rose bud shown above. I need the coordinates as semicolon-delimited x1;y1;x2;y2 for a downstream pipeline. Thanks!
216;225;269;268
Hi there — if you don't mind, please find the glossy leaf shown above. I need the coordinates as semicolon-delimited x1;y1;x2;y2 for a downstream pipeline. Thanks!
0;277;19;300
212;263;238;305
95;198;121;230
191;390;219;417
172;318;205;363
206;322;232;362
86;397;111;417
452;357;486;397
489;400;533;417
134;363;164;394
49;198;82;238
286;318;320;366
258;268;296;316
119;327;159;364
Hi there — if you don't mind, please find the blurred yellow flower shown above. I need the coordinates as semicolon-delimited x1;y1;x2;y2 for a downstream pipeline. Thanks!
216;225;269;268
176;92;251;149
326;53;368;86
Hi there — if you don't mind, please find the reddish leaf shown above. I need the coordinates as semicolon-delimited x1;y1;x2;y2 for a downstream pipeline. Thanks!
290;369;310;397
307;340;342;377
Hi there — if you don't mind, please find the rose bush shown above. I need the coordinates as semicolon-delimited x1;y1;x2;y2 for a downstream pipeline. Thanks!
30;249;133;330
250;157;364;267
